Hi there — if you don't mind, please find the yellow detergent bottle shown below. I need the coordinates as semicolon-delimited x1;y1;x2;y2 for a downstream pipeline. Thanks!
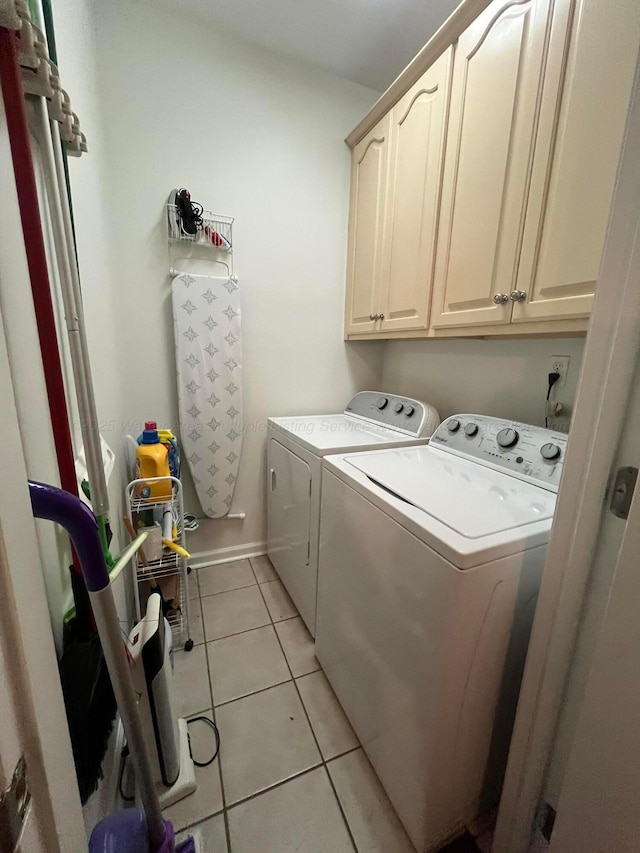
136;424;171;501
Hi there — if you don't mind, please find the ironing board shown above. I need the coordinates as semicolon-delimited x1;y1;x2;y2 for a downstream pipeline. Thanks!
171;273;243;518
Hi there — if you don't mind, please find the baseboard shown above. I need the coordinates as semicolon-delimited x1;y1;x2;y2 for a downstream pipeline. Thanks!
189;540;267;569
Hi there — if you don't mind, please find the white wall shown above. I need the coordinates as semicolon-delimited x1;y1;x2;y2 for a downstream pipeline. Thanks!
381;337;586;431
86;0;383;558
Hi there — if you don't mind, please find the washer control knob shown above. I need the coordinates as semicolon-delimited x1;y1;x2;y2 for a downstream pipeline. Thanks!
405;405;415;417
447;419;461;433
376;397;389;410
394;403;404;414
496;427;519;449
541;442;561;461
464;423;479;437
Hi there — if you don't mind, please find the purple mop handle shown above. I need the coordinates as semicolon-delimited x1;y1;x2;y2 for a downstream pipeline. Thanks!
28;480;171;851
29;480;108;591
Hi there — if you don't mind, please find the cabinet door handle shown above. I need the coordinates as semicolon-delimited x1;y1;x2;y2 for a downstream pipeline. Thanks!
369;314;376;320
270;468;276;491
379;313;385;320
493;293;509;304
510;290;527;302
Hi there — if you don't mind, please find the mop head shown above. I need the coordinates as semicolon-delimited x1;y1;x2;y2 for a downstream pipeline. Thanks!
88;807;197;852
59;567;117;804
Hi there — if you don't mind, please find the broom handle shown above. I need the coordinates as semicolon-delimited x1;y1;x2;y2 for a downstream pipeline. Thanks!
0;29;81;536
123;517;151;568
30;482;166;849
30;97;108;516
123;517;162;593
49;113;109;517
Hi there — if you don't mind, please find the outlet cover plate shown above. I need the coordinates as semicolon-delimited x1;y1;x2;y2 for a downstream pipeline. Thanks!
549;355;570;388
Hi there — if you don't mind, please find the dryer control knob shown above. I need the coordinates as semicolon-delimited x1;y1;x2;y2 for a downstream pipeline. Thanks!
376;397;389;410
464;423;479;437
541;442;561;461
405;406;415;417
394;403;404;414
496;427;519;449
447;419;461;432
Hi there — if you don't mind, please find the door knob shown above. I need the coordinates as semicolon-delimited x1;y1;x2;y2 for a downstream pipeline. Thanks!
510;290;527;302
493;293;509;304
369;314;376;320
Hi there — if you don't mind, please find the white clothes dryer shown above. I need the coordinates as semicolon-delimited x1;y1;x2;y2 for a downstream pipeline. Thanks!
315;414;567;851
267;392;440;635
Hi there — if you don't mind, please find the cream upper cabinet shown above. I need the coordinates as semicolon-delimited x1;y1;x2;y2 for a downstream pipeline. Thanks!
378;48;453;333
431;0;570;329
512;0;640;323
344;115;391;336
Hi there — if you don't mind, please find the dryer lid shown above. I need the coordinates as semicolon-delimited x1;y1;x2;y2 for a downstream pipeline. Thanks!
269;414;419;454
346;445;556;540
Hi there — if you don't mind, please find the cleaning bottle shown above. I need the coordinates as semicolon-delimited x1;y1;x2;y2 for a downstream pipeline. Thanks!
136;424;171;501
137;422;180;479
158;428;181;479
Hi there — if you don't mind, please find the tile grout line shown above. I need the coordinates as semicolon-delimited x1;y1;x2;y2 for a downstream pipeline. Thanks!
213;674;293;708
223;762;325;814
252;565;360;853
198;580;257;599
202;619;272;645
199;589;232;853
204;618;282;646
192;558;360;851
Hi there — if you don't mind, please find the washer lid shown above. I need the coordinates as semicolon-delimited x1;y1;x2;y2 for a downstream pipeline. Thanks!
346;445;556;539
269;414;426;455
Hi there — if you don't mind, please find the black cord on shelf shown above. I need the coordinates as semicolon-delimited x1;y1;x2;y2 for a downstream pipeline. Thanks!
187;715;220;767
545;372;561;428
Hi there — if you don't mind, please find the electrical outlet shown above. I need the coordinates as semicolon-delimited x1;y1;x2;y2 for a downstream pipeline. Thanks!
549;355;570;388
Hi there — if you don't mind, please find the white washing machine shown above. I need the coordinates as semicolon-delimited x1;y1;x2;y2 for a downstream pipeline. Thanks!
267;392;440;636
315;414;567;852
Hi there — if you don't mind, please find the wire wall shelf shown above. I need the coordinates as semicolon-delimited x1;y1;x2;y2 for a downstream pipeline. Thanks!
167;204;233;252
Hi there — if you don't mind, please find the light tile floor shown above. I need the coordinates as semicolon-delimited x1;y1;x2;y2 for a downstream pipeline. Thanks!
170;555;417;852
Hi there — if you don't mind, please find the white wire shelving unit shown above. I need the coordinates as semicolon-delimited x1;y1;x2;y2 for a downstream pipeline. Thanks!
126;476;193;651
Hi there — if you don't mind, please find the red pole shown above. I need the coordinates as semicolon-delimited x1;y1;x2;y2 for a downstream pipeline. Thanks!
0;28;79;500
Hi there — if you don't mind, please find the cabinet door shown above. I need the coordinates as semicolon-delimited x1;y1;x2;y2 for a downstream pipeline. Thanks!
512;0;640;323
431;0;564;329
344;115;391;335
379;48;453;333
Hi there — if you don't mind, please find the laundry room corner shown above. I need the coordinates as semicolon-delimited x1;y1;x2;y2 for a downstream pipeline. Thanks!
4;0;638;847
58;0;386;564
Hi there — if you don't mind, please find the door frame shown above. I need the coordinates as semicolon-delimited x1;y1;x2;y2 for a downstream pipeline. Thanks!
0;301;86;848
493;52;640;852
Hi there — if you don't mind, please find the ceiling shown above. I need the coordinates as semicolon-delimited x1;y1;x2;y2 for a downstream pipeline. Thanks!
146;0;461;92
